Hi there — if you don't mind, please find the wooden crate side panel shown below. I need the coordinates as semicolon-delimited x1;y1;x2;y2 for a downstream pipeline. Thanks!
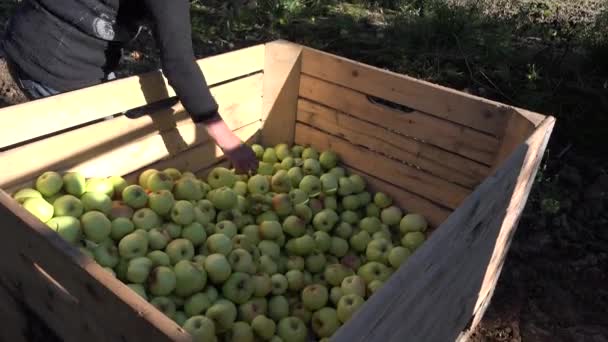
295;123;470;210
491;112;539;173
297;99;491;189
299;74;500;166
0;192;192;342
261;40;303;147
0;44;265;150
300;47;512;137
294;125;455;227
331;117;555;342
0;74;263;191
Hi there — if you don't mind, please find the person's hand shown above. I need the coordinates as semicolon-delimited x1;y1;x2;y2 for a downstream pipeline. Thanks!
223;143;258;175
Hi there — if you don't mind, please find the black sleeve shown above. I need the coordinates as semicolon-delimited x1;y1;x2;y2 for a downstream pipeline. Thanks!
142;0;221;123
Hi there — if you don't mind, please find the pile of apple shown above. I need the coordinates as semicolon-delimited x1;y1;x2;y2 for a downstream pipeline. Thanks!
13;143;428;342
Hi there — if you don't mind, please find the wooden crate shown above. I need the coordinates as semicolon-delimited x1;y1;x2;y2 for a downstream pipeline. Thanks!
0;40;554;342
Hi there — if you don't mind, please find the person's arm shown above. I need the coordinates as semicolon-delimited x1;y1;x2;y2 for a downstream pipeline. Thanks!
142;0;257;173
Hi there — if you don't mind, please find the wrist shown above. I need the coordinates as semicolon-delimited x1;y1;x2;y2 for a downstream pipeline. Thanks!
202;118;242;151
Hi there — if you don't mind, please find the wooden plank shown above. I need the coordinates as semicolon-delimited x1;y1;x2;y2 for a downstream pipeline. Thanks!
491;112;538;173
0;74;263;190
260;40;303;146
300;47;511;137
0;191;193;342
344;166;452;228
295;123;471;210
123;122;262;184
331;116;555;342
297;99;490;188
0;44;265;149
299;74;500;165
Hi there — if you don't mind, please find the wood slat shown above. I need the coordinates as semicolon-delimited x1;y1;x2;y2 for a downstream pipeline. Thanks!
0;74;263;190
0;44;265;149
331;117;555;342
491;113;538;173
301;47;510;137
297;99;490;189
299;74;500;165
0;191;193;342
261;40;303;146
295;123;471;210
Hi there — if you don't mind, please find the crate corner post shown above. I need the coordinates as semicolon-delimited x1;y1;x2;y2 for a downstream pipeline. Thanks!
260;40;303;147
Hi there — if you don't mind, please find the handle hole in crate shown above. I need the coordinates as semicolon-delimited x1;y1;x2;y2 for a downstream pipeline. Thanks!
367;95;415;113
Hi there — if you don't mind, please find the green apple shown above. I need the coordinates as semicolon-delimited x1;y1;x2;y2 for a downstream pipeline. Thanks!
126;256;153;283
268;295;289;322
286;235;315;256
85;177;114;198
277;316;307;342
108;175;129;196
301;147;318;160
299;175;321;197
22;197;54;222
271;193;292;217
349;174;366;193
132;208;160;230
118;231;148;259
349;230;371;252
247;174;269;195
359;216;382;234
262;148;278;164
149;296;176;319
160;168;181;181
146;171;173;192
127;283;148;301
388;246;412;268
330;286;344;306
60;172;86;197
162;222;182;239
275;143;291;161
340;253;361;271
258;220;281;241
148;228;171;250
204;253;232;284
93;243;119;268
250;272;273;297
239;298;267;323
302;159;321;176
311;307;339;338
173;177;203;201
121;185;148;209
337;294;365;323
313;209;339;232
232;234;253;253
207;167;236;189
287;167;304;188
215;220;238;238
357;191;372;206
222;272;254;304
329;166;346;178
148;190;175;216
81;210;111;242
337;177;354;196
319;150;338;170
399;213;428;234
368;279;384;296
334;222;353;239
138;169;158;189
380;205;403;226
228;248;254;273
271;170;291;193
206;233;233;256
252;144;265;159
81;192;111;215
282;215;305;238
323;196;337;210
280;156;294;170
312;231;331;253
206;298;238;333
305;252;327;274
401;231;426;251
301;284;328;311
170;200;195;225
228;321;255;342
286;256;305;271
324;263;354;287
211;187;238;210
147;266;176;296
366;238;392;263
374;192;392;208
366;203;380;218
46;216;81;244
147;250;171;267
165;238;195;265
270;274;288;295
179;222;205;247
341;275;366;297
357;261;391;284
258;240;280;260
241;225;261;246
251;314;276;340
172;311;187;326
174;260;207;297
329;237;349;258
289;190;308;208
35;171;63;197
13;188;42;204
285;269;305;291
290;301;312;324
109;200;134;220
180;171;196;179
184;292;211;317
182;315;216;341
342;195;360;211
257;161;274;176
256;211;279;224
